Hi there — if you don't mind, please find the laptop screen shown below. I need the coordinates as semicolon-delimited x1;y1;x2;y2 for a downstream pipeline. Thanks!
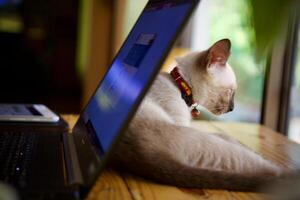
73;0;199;186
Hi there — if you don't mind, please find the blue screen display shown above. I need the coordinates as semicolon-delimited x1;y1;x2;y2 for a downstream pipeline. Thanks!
82;1;193;154
0;0;21;7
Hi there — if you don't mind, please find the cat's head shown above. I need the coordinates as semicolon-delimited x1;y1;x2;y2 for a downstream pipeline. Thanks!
176;39;237;115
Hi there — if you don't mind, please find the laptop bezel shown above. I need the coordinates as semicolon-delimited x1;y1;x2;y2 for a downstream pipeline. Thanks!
71;0;200;197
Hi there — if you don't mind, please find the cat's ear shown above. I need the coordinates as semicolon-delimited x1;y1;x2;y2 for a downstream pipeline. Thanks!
207;39;231;67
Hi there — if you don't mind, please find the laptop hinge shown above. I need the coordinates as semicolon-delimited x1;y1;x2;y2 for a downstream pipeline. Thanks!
63;133;84;185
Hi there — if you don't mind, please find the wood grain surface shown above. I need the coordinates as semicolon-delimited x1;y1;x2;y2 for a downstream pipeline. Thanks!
61;115;300;200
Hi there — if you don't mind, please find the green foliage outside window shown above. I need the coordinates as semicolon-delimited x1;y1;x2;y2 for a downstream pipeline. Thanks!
209;0;265;106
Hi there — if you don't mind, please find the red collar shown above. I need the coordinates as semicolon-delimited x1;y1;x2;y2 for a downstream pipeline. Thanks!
170;67;201;118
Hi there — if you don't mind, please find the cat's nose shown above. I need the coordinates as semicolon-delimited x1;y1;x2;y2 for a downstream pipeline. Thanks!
229;102;234;112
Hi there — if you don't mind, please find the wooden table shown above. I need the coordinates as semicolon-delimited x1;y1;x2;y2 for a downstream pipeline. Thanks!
62;115;300;200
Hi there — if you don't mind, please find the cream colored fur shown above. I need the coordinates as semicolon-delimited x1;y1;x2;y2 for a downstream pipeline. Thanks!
110;39;284;191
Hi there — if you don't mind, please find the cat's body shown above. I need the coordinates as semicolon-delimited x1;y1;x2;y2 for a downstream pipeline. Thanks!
110;39;283;191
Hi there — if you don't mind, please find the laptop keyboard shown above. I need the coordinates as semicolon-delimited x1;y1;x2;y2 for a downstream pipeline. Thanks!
0;131;36;186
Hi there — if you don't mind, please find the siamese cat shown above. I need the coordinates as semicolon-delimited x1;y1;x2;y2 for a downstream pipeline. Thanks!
110;39;284;191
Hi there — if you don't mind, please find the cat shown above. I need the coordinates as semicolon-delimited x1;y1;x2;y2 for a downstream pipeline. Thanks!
109;39;283;191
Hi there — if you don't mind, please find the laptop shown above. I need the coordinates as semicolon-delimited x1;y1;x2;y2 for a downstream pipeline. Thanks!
0;0;200;199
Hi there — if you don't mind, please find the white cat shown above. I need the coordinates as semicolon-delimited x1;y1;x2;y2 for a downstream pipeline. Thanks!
110;39;283;191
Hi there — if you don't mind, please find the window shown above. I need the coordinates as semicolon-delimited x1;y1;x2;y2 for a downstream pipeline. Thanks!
288;25;300;143
169;0;266;122
118;0;266;123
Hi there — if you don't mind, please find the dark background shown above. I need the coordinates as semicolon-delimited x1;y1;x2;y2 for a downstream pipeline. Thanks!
0;0;81;113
